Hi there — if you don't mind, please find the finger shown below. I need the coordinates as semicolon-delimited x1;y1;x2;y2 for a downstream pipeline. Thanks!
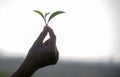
47;26;56;46
36;26;48;44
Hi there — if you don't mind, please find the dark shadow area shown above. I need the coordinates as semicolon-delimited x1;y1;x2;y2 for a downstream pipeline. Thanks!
0;57;120;77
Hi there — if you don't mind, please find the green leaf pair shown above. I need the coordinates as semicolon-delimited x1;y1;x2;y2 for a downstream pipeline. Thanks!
34;10;65;26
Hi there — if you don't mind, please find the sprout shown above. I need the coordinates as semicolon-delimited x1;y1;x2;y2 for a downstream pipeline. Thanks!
34;10;65;26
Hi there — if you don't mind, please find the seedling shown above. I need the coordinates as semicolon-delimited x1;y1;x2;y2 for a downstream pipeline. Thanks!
34;10;65;26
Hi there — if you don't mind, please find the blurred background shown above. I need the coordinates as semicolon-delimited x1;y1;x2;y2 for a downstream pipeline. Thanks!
0;0;120;77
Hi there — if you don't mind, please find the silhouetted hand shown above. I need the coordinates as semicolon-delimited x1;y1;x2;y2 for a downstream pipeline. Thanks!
10;26;59;77
25;26;59;68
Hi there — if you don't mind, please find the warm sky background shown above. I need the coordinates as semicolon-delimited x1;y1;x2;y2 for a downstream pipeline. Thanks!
0;0;120;62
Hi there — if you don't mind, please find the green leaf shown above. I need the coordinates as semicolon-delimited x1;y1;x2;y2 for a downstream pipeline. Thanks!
48;11;65;23
34;10;44;19
45;12;50;18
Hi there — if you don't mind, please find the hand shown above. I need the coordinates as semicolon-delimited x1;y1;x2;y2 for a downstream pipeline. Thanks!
10;26;59;77
25;26;59;69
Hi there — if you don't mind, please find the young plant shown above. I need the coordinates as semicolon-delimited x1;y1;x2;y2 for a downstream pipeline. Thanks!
34;10;65;26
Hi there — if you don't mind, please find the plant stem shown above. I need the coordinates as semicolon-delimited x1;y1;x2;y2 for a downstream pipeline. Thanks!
43;17;47;26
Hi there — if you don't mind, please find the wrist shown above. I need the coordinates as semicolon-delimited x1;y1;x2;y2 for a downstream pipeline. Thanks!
10;61;37;77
